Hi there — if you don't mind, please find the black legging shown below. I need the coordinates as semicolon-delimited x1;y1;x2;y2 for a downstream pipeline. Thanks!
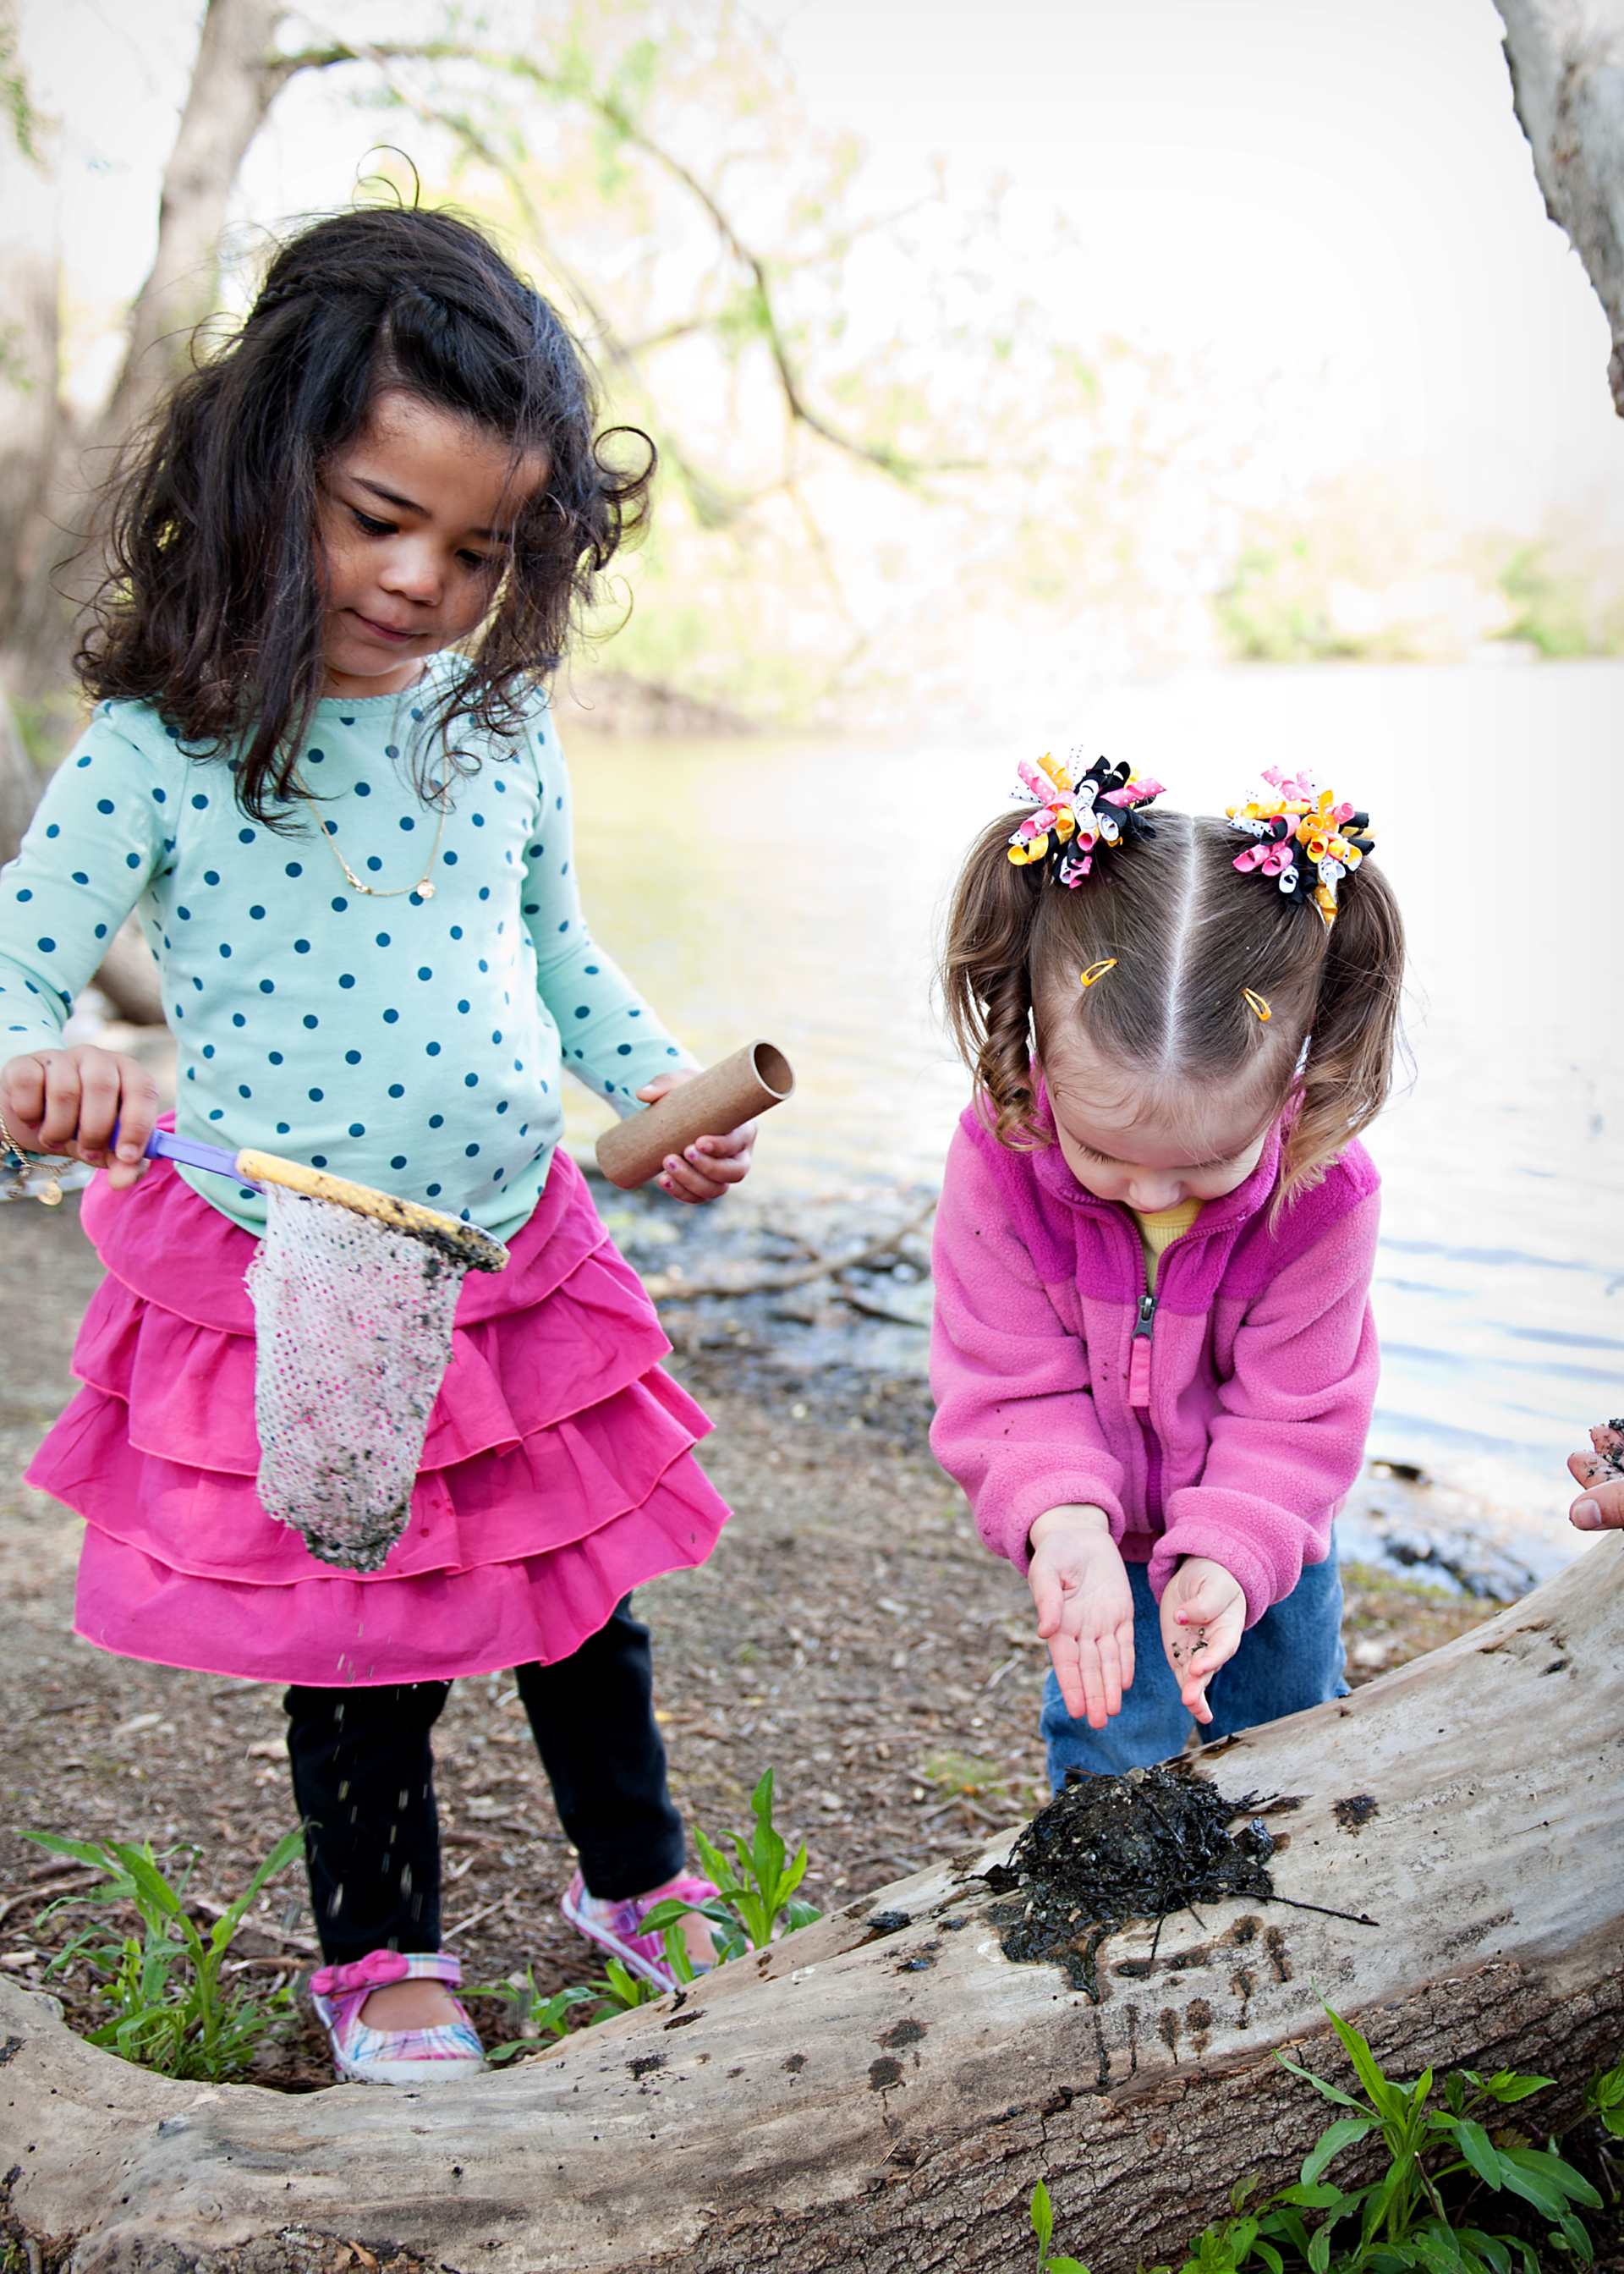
284;1596;686;1964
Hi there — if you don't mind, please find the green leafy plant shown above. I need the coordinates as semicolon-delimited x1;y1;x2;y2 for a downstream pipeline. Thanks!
23;1826;304;2082
641;1767;820;1963
1144;2002;1604;2274
1582;2055;1624;2142
1029;2178;1090;2272
469;1950;669;2062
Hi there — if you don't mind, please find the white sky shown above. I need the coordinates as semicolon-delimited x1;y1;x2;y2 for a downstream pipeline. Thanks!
19;0;1624;536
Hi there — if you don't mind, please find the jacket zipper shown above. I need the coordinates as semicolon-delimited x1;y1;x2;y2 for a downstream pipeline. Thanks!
1127;1285;1164;1526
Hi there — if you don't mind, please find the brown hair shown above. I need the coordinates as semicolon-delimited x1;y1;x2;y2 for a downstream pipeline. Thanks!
941;806;1405;1208
77;206;653;824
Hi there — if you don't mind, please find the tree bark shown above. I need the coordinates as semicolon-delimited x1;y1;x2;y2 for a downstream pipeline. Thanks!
1495;0;1624;412
3;1534;1621;2272
0;0;291;702
0;87;62;677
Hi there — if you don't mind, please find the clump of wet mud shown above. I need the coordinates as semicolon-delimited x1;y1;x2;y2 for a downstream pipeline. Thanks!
985;1764;1276;1998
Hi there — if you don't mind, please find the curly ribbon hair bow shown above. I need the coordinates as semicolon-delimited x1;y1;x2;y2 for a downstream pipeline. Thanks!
1007;752;1166;887
1225;768;1374;927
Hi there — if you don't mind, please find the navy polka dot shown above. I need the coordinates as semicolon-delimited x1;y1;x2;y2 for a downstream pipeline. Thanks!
310;1154;326;1167
442;850;458;865
294;939;310;953
239;1084;252;1099
218;943;231;958
202;1043;216;1059
417;967;432;981
332;897;348;912
285;862;303;877
309;1090;323;1103
239;828;255;845
465;1143;480;1157
617;1042;633;1056
464;1073;478;1087
354;782;371;798
574;1005;590;1019
392;1156;408;1171
339;974;355;989
303;1014;318;1029
260;979;274;993
36;937;54;953
277;1122;291;1134
345;1049;361;1065
232;1012;245;1028
388;1083;404;1099
348;1123;365;1139
375;933;390;948
250;905;266;920
429;1114;444;1129
205;871;220;887
383;1008;399;1024
399;816;415;832
269;1052;284;1065
426;1183;442;1197
367;858;382;873
426;1041;441;1057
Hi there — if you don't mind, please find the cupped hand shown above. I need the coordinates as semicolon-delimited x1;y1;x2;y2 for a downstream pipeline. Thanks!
0;1046;160;1191
1158;1557;1247;1724
1027;1505;1136;1730
1569;1433;1624;1530
636;1070;756;1205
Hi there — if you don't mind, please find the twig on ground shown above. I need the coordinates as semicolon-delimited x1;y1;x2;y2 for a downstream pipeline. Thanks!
639;1198;936;1303
442;1891;518;1943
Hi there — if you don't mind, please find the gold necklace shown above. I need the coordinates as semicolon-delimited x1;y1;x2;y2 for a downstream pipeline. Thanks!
294;773;450;902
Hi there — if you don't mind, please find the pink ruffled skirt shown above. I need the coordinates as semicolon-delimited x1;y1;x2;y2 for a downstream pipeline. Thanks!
29;1149;730;1686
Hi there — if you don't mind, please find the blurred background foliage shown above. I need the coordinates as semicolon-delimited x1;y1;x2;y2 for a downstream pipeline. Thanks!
0;0;1621;786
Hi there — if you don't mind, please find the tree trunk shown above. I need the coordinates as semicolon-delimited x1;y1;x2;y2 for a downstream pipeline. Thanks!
0;91;63;678
0;688;39;869
3;1535;1621;2273
0;0;289;703
1495;0;1624;412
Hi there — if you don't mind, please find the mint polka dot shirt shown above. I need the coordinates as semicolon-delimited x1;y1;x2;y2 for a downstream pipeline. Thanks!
0;676;696;1239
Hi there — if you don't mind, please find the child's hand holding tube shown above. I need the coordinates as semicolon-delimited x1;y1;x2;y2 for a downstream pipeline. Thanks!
635;1069;756;1204
1028;1505;1137;1730
0;1045;159;1190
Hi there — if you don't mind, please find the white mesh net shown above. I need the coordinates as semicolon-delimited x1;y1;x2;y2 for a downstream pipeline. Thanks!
245;1182;468;1571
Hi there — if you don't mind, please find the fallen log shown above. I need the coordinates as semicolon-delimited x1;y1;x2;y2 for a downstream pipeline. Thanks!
4;1534;1623;2274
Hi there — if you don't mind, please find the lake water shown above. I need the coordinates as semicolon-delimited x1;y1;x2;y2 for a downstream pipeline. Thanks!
562;661;1623;1539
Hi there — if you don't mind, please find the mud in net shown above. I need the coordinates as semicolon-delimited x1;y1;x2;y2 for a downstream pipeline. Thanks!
245;1181;481;1572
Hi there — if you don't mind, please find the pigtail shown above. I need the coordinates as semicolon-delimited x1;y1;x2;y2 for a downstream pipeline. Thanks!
1280;858;1406;1204
941;815;1049;1148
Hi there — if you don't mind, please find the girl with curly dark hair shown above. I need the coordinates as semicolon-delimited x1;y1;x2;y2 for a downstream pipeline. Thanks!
0;206;747;2082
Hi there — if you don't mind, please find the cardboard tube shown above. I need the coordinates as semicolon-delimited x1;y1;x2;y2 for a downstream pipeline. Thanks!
595;1041;795;1190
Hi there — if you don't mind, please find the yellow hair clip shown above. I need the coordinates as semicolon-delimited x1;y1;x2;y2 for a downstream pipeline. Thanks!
1079;958;1117;989
1242;988;1271;1022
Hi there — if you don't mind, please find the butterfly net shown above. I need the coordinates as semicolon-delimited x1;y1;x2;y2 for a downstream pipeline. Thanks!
245;1181;469;1572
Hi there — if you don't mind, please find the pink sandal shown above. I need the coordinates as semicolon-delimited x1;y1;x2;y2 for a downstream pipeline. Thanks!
561;1870;721;1990
310;1948;486;2084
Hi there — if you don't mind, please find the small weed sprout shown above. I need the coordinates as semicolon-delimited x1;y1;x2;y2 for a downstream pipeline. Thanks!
1029;2177;1090;2272
643;1767;820;1962
469;1954;662;2062
22;1826;304;2084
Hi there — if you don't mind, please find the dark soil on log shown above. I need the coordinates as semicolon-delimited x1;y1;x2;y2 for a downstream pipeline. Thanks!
0;1182;1503;2097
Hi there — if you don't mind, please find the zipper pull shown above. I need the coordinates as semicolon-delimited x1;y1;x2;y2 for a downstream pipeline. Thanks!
1128;1292;1155;1406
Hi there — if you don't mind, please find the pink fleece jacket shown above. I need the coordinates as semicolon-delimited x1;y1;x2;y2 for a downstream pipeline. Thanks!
928;1101;1380;1627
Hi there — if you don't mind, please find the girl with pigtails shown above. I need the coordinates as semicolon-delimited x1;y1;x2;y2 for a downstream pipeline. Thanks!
930;757;1402;1782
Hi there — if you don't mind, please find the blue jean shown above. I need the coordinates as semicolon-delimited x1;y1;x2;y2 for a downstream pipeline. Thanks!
1040;1552;1347;1788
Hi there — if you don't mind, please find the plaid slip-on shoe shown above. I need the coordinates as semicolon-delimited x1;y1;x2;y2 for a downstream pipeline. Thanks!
560;1870;721;1990
310;1947;486;2084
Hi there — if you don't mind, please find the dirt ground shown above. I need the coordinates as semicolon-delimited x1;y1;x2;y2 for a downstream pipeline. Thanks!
0;1185;1502;2092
